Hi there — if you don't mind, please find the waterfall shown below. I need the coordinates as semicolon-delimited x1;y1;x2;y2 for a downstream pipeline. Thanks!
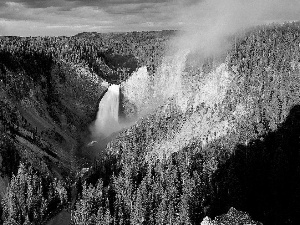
91;84;121;140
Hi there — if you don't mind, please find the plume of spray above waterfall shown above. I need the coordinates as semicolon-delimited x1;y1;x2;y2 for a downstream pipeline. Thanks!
141;0;300;113
123;0;273;116
139;0;300;159
88;0;300;153
173;0;300;57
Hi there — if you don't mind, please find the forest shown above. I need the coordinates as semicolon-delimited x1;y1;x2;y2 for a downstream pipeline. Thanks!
1;23;300;224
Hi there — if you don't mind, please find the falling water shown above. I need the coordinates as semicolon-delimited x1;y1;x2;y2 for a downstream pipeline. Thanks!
91;84;121;140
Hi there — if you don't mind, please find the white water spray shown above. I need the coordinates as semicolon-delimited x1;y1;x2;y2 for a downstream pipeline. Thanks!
121;49;190;118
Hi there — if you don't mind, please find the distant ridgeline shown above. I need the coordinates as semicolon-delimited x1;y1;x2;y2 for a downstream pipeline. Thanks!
1;23;300;225
0;30;175;84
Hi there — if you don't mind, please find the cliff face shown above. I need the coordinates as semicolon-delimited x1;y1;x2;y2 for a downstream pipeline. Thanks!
201;207;262;225
0;51;107;178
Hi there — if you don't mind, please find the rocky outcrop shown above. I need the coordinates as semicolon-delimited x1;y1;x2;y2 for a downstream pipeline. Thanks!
201;207;262;225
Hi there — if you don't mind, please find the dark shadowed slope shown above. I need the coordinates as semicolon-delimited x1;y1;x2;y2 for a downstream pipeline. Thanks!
211;104;300;224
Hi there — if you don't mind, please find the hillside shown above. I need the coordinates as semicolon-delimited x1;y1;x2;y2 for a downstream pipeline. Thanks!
1;23;300;224
0;30;174;224
74;23;300;225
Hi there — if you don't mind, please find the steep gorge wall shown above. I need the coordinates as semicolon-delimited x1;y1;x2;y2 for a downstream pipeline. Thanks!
102;24;300;224
0;51;109;177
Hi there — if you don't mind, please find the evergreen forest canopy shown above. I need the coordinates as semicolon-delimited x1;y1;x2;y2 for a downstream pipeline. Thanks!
0;23;300;224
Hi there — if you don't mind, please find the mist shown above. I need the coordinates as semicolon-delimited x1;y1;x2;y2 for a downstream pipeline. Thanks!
173;0;300;56
141;0;300;112
87;0;300;157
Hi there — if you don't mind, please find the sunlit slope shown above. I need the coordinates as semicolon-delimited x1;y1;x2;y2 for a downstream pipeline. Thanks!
95;24;300;224
107;23;300;169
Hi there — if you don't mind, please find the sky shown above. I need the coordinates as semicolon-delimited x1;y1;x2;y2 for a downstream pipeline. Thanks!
0;0;195;36
0;0;300;37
